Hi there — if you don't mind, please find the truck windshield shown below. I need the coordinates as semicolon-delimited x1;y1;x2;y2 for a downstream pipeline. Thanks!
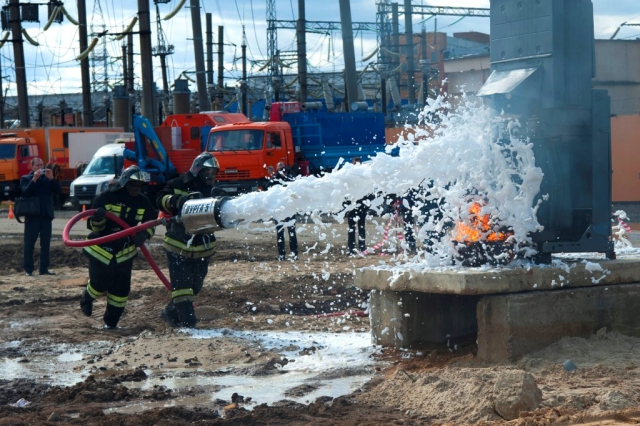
84;155;124;175
0;143;16;160
208;129;264;151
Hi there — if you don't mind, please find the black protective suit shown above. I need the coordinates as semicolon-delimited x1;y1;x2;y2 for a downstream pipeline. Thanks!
270;170;298;260
81;187;157;328
157;173;217;327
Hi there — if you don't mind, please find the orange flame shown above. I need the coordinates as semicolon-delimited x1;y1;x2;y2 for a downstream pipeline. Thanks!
453;202;512;243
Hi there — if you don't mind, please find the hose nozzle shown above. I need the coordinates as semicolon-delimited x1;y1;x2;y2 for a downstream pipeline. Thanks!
179;196;237;234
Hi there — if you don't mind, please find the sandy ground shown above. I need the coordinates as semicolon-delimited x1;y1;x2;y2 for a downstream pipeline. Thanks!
0;213;640;425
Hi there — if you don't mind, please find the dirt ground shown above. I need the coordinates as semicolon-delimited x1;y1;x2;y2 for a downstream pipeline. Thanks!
1;221;640;425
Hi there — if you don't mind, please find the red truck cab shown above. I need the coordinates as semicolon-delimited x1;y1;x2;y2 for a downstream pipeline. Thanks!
0;135;40;200
206;121;295;194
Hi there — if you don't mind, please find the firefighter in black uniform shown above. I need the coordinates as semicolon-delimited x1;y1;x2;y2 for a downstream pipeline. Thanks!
156;153;220;327
271;162;298;261
79;166;157;329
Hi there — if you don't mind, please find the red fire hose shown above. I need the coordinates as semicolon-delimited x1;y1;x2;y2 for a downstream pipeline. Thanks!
62;209;172;291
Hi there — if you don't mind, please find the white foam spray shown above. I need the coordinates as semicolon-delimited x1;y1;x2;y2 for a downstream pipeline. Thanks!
220;94;545;267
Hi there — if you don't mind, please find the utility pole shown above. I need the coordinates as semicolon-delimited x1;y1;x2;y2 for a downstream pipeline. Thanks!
9;0;29;127
0;59;4;127
296;0;308;104
338;0;359;111
404;0;415;105
241;28;248;116
78;0;93;126
138;0;156;124
152;1;174;121
216;26;224;110
190;0;210;111
127;33;135;94
206;13;214;100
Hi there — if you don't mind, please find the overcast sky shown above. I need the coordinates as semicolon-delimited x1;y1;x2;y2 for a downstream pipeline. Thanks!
0;0;638;100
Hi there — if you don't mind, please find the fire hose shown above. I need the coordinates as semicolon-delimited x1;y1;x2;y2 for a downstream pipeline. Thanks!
62;209;172;291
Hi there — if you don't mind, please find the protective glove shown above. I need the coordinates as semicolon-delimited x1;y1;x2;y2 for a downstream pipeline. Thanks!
93;207;106;221
176;192;203;211
131;231;149;247
211;187;227;197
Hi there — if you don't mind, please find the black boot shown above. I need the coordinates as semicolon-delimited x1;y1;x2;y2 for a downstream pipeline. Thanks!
103;305;124;329
161;301;180;327
80;290;93;317
174;300;197;328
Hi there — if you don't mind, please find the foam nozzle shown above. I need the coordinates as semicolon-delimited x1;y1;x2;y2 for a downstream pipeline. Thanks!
178;197;239;234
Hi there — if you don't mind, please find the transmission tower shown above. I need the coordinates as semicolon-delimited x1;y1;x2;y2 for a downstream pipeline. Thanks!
266;0;278;79
152;0;174;117
90;0;110;94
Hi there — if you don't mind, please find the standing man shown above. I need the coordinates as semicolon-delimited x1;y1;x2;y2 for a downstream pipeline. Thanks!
156;153;220;328
79;166;157;329
271;162;298;261
346;157;369;255
20;158;61;276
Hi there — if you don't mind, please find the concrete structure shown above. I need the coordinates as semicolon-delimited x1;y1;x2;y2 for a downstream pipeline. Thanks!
444;53;491;98
357;258;640;361
593;39;640;116
477;283;640;362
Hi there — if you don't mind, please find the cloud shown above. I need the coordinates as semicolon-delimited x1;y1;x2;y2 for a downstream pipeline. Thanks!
0;0;632;99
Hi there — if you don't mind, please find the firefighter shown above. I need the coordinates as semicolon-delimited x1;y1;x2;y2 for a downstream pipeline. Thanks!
271;162;298;261
156;153;220;327
79;166;157;329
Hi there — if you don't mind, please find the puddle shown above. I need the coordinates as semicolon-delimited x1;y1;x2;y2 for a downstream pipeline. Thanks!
113;329;380;412
0;328;382;413
0;341;112;386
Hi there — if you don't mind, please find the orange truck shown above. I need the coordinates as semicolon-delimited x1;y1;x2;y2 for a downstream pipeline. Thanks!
127;105;385;196
205;102;386;194
123;112;249;199
0;127;126;207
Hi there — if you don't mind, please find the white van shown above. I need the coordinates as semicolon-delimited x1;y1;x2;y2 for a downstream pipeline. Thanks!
69;143;125;210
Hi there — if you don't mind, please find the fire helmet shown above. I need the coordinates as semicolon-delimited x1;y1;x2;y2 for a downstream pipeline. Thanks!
110;165;146;192
189;152;219;177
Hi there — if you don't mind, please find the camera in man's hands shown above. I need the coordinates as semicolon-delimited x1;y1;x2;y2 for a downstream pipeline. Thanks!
40;169;47;173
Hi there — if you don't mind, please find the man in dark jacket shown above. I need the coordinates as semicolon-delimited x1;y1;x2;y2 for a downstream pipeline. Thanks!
20;157;61;276
271;162;298;261
346;157;370;255
156;153;220;327
79;166;157;329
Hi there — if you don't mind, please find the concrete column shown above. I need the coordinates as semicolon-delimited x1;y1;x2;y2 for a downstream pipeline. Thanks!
369;289;479;348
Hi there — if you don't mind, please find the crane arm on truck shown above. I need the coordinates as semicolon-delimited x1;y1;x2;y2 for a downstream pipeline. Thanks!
132;115;176;177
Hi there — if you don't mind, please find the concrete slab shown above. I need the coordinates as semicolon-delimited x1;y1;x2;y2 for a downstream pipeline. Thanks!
355;258;640;295
477;283;640;362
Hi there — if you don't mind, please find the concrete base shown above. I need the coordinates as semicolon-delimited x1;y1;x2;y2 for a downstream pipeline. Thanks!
369;290;478;348
477;283;640;362
358;258;640;361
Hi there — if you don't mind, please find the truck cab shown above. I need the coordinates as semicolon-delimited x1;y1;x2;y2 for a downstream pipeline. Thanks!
206;121;295;194
69;143;125;210
0;135;40;200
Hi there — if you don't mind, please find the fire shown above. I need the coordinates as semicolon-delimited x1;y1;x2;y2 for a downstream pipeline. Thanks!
453;202;512;243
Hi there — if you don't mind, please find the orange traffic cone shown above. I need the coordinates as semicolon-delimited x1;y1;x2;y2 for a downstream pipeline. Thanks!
81;205;88;221
7;204;15;219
